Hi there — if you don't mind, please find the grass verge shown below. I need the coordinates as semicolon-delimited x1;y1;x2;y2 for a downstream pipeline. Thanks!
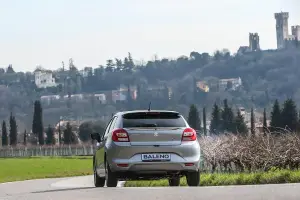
125;169;300;187
0;156;93;183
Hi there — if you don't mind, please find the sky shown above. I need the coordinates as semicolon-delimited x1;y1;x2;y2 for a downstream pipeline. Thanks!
0;0;299;72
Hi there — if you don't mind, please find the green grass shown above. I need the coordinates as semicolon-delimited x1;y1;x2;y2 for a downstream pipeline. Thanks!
0;156;93;183
125;169;300;187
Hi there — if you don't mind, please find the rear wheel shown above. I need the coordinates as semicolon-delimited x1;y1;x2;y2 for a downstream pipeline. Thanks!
94;168;105;187
105;162;118;187
168;176;180;186
186;171;200;186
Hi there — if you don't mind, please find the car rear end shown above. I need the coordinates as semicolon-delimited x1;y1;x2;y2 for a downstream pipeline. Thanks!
106;111;201;180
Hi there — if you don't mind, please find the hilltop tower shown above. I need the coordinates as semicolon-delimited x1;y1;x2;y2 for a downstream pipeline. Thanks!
249;33;260;51
274;12;289;49
292;25;300;40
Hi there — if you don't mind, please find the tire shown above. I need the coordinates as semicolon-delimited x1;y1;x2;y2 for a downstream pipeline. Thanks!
105;161;118;187
94;168;105;187
186;171;200;186
168;176;180;186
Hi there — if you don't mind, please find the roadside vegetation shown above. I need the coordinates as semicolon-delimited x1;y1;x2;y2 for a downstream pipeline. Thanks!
0;156;93;183
125;169;300;187
126;130;300;187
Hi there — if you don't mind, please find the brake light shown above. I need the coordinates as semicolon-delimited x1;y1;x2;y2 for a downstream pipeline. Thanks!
117;163;129;167
182;128;197;141
112;128;130;142
184;163;194;166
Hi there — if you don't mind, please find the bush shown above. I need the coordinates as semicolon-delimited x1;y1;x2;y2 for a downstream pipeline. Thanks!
199;131;300;172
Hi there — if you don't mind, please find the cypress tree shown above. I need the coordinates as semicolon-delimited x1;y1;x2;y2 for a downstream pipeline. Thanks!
187;104;201;131
250;108;255;136
203;107;207;135
1;120;8;146
221;99;235;132
32;100;44;145
234;109;248;135
297;110;300;133
23;130;27;146
9;112;18;146
46;125;55;145
63;122;76;145
210;103;221;134
263;108;268;135
270;99;282;132
281;98;298;132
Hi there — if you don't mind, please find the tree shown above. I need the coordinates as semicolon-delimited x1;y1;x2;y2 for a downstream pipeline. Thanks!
203;107;207;135
270;99;282;132
210;103;221;134
78;120;106;142
263;108;268;135
46;125;55;145
221;99;235;132
106;59;115;72
79;121;93;142
115;58;123;71
234;110;248;135
9;112;18;146
187;104;201;131
1;120;8;146
32;100;44;145
63;122;77;145
250;108;255;136
281;98;298;132
24;130;27;146
297;110;300;133
123;52;134;72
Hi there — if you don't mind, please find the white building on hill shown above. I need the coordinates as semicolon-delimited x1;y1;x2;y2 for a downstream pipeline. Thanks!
34;70;57;88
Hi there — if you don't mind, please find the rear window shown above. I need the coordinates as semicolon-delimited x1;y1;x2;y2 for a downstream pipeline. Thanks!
122;112;186;128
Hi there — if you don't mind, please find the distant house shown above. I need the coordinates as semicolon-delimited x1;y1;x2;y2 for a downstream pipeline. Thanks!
119;84;137;100
196;81;209;92
34;70;57;88
112;90;127;103
63;94;84;101
40;95;60;105
144;85;171;99
94;93;107;104
219;77;242;91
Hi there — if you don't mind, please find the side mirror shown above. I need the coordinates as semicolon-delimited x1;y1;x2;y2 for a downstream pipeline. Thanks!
91;133;101;143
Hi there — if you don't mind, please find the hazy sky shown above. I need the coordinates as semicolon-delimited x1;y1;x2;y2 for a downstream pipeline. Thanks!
0;0;299;72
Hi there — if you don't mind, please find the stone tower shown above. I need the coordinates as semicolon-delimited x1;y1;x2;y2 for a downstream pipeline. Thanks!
292;25;300;40
249;33;260;51
274;12;289;49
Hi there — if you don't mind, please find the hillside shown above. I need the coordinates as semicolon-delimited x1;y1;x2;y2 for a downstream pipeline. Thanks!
0;49;299;131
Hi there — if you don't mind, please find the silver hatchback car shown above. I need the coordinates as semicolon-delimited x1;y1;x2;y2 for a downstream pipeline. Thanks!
91;110;201;187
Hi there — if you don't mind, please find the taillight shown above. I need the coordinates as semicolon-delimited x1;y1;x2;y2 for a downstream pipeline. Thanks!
112;128;130;142
182;128;197;141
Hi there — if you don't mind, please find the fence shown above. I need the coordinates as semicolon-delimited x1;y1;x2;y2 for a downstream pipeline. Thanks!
0;145;97;157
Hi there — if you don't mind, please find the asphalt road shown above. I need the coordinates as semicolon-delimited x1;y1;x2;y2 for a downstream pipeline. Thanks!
1;176;300;200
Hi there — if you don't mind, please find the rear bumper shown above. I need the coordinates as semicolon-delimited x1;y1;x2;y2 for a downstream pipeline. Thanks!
106;140;201;175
